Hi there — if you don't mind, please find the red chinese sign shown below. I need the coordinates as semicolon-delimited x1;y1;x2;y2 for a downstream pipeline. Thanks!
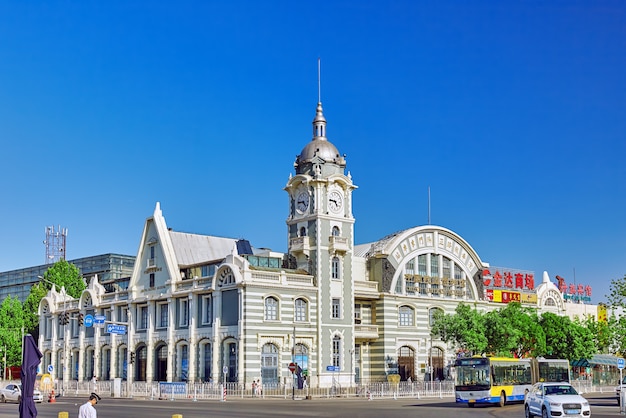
555;275;592;297
482;268;535;291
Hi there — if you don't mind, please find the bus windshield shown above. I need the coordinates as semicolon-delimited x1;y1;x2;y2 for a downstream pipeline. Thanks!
455;358;491;389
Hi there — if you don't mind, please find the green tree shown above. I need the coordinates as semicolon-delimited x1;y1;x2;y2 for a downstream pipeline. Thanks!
0;296;25;366
540;312;595;361
583;314;614;354
483;302;545;357
22;259;85;334
607;274;626;308
431;303;487;356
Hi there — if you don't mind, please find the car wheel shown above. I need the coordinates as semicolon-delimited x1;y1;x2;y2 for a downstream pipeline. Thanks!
0;394;5;403
498;391;506;407
468;403;475;408
542;407;549;418
525;404;533;418
17;395;21;403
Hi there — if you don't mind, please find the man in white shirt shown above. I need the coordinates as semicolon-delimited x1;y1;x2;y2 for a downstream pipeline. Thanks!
78;393;100;418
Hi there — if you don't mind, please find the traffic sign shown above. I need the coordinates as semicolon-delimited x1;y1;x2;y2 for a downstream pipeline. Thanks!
326;365;339;372
288;362;297;373
106;324;127;335
222;366;228;375
94;315;106;328
618;358;625;370
84;314;94;328
47;364;53;373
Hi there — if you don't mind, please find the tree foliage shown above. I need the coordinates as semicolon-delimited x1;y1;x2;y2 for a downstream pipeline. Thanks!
0;296;25;366
432;302;600;360
431;303;487;356
607;274;626;308
23;259;85;334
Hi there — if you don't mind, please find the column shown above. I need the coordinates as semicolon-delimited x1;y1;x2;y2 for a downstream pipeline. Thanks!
188;294;196;382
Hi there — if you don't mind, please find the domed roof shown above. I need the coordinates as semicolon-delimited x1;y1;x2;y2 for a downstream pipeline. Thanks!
297;102;342;163
298;138;341;162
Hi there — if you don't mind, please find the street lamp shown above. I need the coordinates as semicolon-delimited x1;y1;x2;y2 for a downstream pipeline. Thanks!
349;348;355;388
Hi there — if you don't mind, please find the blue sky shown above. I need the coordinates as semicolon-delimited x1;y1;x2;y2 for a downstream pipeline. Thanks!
1;1;624;304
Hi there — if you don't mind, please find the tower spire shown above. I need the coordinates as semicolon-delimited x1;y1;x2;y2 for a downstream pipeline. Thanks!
313;58;327;140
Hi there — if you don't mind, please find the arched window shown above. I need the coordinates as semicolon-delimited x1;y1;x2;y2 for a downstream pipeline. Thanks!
264;297;278;321
261;343;279;387
429;307;444;327
299;227;307;237
332;226;340;236
332;256;340;280
399;305;414;326
294;298;307;322
545;298;556;306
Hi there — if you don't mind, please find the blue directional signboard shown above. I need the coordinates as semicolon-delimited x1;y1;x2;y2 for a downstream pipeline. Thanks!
618;358;625;370
106;324;127;335
326;365;340;372
94;315;106;328
84;314;94;328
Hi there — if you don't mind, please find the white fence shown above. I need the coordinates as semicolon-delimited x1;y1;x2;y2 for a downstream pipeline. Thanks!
42;379;616;401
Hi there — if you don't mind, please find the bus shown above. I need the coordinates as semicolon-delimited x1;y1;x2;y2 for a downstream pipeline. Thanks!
533;358;570;383
454;357;570;407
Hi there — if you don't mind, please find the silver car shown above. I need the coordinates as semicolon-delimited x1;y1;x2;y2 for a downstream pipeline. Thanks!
0;383;43;403
524;382;590;418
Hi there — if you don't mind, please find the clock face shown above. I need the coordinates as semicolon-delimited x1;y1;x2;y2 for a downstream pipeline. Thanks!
328;190;343;213
296;191;310;214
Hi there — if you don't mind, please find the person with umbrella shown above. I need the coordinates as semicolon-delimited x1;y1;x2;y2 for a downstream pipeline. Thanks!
78;393;101;418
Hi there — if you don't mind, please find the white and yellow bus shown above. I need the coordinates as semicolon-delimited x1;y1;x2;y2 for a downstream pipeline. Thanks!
454;357;570;407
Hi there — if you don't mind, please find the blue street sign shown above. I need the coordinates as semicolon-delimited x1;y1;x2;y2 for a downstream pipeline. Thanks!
326;365;339;372
84;314;94;328
47;364;53;373
94;315;106;324
618;358;625;370
106;324;127;335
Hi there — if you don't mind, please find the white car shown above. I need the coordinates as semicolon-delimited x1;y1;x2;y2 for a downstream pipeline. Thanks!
524;382;590;418
0;383;43;403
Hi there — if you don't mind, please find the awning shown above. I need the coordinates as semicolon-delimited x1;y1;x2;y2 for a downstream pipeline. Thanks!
572;354;625;367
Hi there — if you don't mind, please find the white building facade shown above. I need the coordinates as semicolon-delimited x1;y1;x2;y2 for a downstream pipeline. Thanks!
38;99;589;388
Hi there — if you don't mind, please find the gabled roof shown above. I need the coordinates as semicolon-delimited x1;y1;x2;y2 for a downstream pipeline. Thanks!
169;231;238;267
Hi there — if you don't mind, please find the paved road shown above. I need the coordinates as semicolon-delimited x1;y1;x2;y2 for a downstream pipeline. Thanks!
0;393;622;418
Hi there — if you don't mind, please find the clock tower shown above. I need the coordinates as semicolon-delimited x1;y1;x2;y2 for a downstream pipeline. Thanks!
285;100;357;386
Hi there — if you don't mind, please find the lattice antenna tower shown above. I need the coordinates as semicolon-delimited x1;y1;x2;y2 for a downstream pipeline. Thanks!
44;225;67;264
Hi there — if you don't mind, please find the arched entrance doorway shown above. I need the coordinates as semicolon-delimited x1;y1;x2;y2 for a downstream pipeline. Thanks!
428;346;444;381
398;346;415;381
154;344;168;381
261;343;279;387
136;345;147;381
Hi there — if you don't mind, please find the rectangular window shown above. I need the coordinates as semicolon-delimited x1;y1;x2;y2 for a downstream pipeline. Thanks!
149;273;155;288
201;264;216;278
430;255;439;276
442;257;451;278
354;303;361;324
418;255;427;275
158;303;168;328
180;299;189;327
332;298;341;319
202;295;212;325
140;305;148;329
332;338;341;367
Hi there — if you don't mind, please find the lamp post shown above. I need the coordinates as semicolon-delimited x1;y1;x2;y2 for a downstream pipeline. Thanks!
349;348;354;388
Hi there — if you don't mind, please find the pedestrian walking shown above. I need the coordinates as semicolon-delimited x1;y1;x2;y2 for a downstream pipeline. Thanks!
78;392;101;418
